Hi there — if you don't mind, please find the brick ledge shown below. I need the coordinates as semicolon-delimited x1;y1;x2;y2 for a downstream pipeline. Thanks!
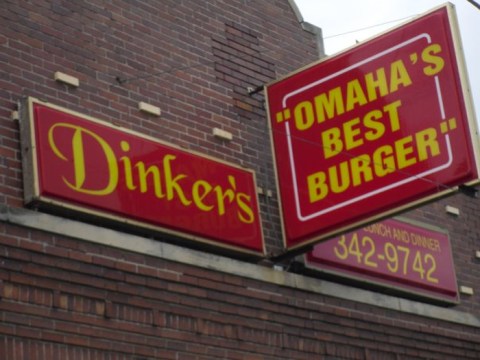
0;204;478;328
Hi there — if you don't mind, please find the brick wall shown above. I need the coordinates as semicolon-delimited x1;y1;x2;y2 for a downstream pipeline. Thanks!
1;0;480;359
1;220;479;359
410;193;480;313
0;0;319;255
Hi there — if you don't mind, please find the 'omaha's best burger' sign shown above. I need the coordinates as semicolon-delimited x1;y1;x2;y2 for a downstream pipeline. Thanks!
266;4;480;253
20;97;264;256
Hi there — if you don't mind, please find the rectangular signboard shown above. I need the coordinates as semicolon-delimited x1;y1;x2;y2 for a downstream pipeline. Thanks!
20;97;265;256
305;218;459;303
266;4;480;252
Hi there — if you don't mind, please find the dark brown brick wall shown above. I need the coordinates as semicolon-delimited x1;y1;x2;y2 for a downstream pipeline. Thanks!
1;0;319;255
1;0;480;359
1;223;479;359
410;193;480;314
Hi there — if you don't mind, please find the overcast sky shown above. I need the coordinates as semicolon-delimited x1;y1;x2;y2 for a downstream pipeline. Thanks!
294;0;480;129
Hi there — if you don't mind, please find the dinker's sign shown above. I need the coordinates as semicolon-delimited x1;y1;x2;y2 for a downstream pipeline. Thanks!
266;4;480;253
19;97;265;256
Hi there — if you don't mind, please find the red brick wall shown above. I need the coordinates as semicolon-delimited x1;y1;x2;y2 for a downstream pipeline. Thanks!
1;221;479;359
411;193;480;313
0;0;319;255
1;1;480;359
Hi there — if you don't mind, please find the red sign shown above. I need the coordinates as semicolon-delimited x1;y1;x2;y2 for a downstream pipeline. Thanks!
21;98;264;256
305;218;459;303
266;5;480;252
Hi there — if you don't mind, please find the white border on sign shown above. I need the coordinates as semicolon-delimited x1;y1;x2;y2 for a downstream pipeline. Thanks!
281;34;453;222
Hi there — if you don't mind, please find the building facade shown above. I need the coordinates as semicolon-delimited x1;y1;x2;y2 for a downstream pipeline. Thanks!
1;0;479;359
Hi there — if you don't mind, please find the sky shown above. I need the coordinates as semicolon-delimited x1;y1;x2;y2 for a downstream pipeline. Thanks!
294;0;480;129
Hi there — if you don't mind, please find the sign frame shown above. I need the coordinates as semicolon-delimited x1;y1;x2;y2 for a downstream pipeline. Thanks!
19;97;265;257
265;3;480;254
